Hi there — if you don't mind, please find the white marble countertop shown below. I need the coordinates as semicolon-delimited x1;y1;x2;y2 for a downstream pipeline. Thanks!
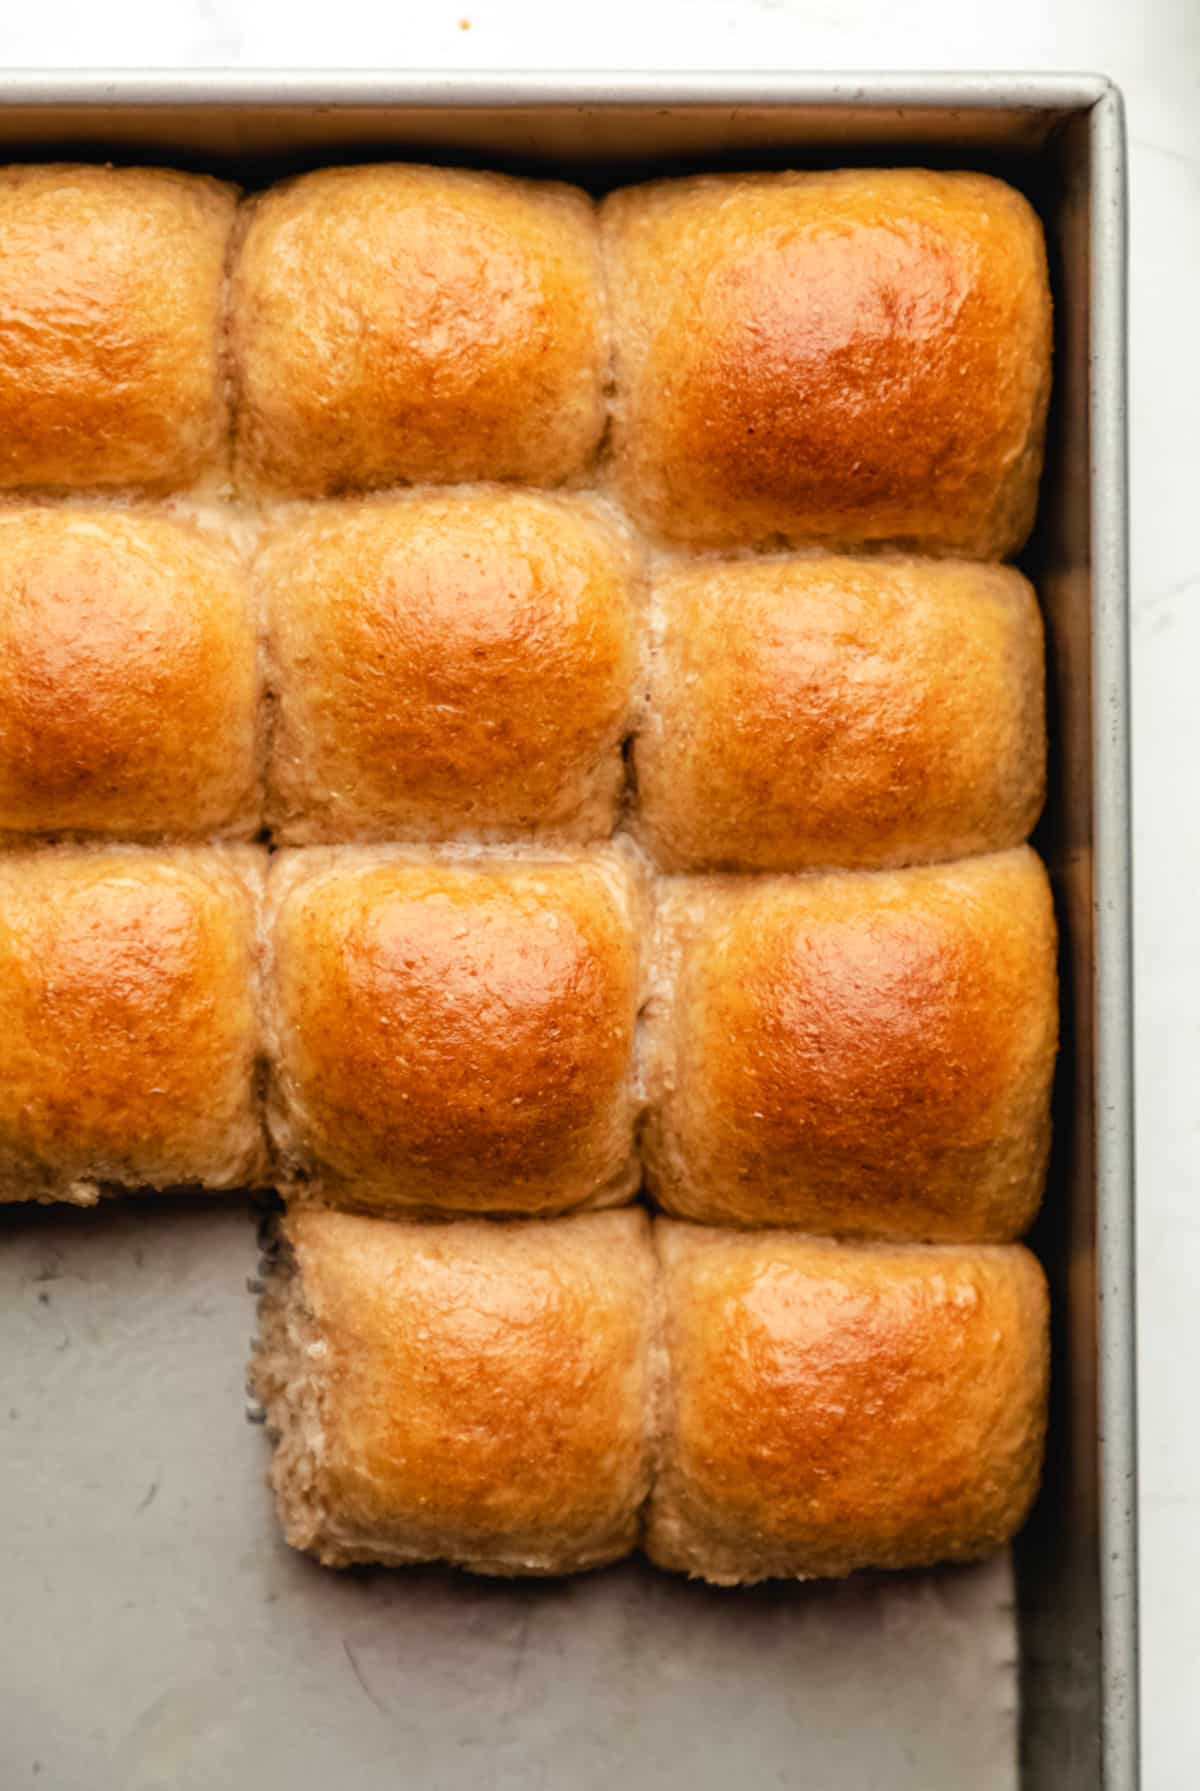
2;2;1197;1782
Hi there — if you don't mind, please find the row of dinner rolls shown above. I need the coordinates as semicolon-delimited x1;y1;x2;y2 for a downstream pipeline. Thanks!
251;1205;1049;1583
0;502;1046;863
0;163;1050;559
0;842;1057;1241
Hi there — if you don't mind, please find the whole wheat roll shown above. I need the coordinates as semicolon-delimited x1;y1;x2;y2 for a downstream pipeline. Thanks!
642;848;1058;1241
646;1222;1049;1584
0;508;257;841
0;844;265;1204
260;487;640;846
603;168;1051;557
0;164;236;493
232;164;607;497
635;552;1045;873
252;1205;661;1576
265;845;645;1217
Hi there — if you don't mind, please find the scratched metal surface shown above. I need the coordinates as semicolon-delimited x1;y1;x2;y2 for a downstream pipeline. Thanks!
0;1196;1018;1791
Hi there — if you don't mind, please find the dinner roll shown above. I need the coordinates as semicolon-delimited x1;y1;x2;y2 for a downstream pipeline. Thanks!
0;508;257;840
603;169;1051;556
643;848;1057;1240
0;165;235;492
636;555;1045;872
0;846;265;1203
266;847;642;1214
253;1206;659;1575
647;1224;1049;1584
262;489;639;844
232;164;607;497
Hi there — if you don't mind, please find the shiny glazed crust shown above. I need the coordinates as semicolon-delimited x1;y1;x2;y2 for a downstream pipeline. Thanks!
231;164;608;496
643;849;1058;1240
0;845;266;1202
0;164;236;492
0;507;258;839
0;154;1058;1587
635;554;1045;872
253;1205;661;1574
265;846;644;1215
646;1223;1049;1583
603;169;1051;556
261;488;640;843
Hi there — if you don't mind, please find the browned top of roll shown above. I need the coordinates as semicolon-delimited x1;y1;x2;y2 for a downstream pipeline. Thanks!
0;508;257;839
267;849;641;1214
644;848;1058;1240
266;1205;658;1572
648;1224;1049;1583
0;165;236;492
636;554;1045;872
261;489;639;844
603;169;1051;556
0;846;264;1199
232;164;608;496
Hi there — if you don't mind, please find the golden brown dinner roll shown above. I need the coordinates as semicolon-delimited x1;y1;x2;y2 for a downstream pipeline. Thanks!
636;555;1045;872
266;846;643;1214
0;165;236;492
253;1206;660;1575
0;846;265;1202
232;164;607;497
261;489;640;844
603;169;1051;556
643;849;1058;1240
0;508;258;839
647;1224;1049;1584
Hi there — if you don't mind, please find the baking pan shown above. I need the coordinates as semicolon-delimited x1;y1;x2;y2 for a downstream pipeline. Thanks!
0;72;1135;1791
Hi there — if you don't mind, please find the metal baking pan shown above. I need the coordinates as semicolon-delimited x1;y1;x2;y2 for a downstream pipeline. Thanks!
0;72;1135;1791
